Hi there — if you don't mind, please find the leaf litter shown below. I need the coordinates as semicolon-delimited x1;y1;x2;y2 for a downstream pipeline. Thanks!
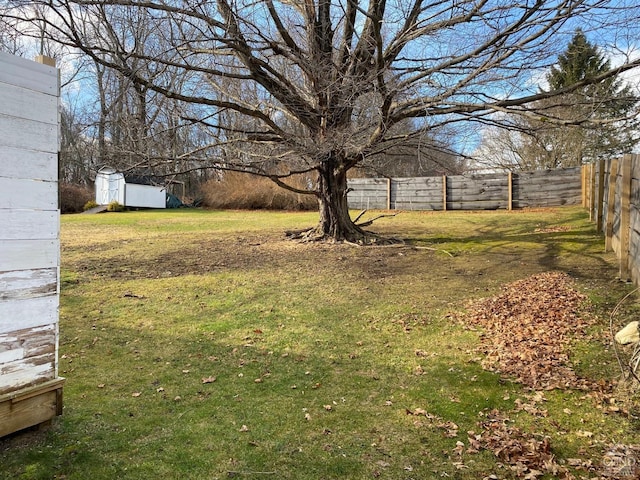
446;271;640;479
459;271;596;392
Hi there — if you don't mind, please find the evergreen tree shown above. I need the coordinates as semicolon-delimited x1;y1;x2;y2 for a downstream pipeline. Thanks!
478;30;639;171
531;30;638;166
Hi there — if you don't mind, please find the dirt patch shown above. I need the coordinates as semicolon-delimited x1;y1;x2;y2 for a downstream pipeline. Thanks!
67;232;433;280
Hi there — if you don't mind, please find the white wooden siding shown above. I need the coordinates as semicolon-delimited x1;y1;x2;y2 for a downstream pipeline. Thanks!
0;295;58;334
0;177;58;210
0;240;59;271
0;147;57;181
0;52;59;96
0;269;58;301
0;82;58;125
0;115;59;153
0;324;58;395
0;210;58;240
0;52;60;401
125;183;166;208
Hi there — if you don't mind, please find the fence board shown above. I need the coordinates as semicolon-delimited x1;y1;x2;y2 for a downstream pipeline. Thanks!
348;167;582;212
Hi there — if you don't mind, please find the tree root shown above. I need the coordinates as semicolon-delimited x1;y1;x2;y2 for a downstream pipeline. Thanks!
284;210;403;245
284;227;403;246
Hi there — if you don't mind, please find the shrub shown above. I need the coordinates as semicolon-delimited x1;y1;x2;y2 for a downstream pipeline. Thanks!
83;200;98;211
60;183;93;214
107;200;126;212
201;172;316;210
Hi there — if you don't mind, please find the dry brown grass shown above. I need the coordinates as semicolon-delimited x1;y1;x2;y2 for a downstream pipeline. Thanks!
201;171;317;210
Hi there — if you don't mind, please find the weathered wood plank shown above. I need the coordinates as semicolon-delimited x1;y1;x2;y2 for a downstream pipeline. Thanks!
394;202;444;210
0;52;59;96
447;193;509;202
0;114;59;153
0;147;57;181
0;82;58;125
446;201;505;210
394;195;443;203
619;155;633;281
0;381;63;435
0;324;56;363
0;296;58;334
0;269;58;301
0;210;58;240
516;181;582;192
0;239;59;272
0;177;57;210
0;353;55;395
348;168;581;211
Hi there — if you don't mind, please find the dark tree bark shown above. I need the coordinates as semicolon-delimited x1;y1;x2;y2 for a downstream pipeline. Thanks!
316;153;364;241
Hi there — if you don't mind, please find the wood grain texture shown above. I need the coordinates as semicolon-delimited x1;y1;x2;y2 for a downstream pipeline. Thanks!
0;295;58;335
0;210;58;240
0;239;59;272
0;51;59;95
0;378;64;436
0;269;58;301
0;147;57;181
348;167;581;211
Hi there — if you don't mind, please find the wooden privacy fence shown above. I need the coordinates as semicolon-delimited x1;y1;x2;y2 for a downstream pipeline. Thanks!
347;166;582;211
584;154;640;284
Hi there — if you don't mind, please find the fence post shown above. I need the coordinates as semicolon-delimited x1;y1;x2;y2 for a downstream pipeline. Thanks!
605;158;618;252
581;166;586;207
619;154;632;281
507;172;513;211
35;55;56;67
589;163;596;221
442;175;447;211
386;178;391;210
596;159;606;232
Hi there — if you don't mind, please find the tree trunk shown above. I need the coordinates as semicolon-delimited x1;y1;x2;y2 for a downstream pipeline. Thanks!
315;153;366;242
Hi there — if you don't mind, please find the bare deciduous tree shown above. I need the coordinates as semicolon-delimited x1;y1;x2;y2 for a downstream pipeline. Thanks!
11;0;640;242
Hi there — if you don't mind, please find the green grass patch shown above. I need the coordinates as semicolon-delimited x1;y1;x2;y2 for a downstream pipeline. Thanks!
1;207;638;480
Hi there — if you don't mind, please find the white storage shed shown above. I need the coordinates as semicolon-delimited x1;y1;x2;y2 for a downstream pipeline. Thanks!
95;167;167;209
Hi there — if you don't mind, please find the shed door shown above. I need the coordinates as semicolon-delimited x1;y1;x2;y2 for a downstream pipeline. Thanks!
96;175;110;205
108;175;120;203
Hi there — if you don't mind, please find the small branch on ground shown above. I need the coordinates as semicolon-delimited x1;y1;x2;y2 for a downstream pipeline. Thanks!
355;212;399;227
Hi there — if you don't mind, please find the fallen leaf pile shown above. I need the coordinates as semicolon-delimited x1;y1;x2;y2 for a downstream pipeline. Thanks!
459;271;598;390
409;406;573;478
534;226;572;234
472;409;570;479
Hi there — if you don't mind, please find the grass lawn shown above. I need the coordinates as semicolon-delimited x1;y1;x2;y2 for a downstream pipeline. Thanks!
1;206;639;479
